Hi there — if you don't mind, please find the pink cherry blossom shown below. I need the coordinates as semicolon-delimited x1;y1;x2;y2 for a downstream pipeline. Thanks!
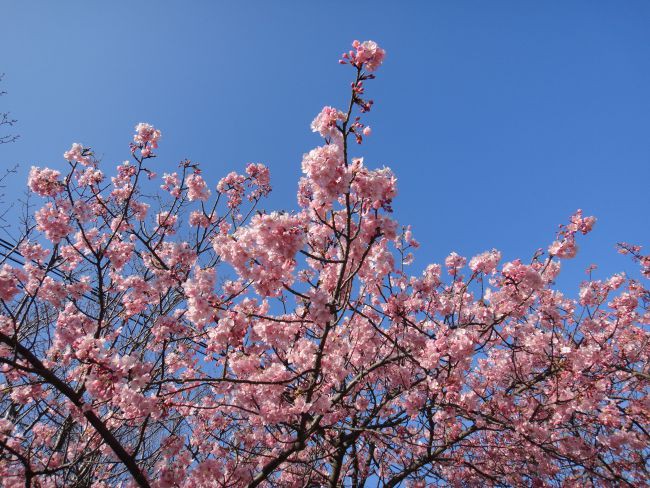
105;240;135;271
34;202;73;243
188;210;212;227
186;172;211;201
156;211;178;232
217;170;246;208
469;249;502;274
28;166;64;197
246;162;272;200
161;172;181;197
0;265;20;301
18;240;50;263
77;166;104;186
300;144;349;208
0;40;646;488
183;267;217;327
445;251;467;273
133;122;161;157
63;142;93;166
342;40;386;71
351;161;397;210
213;211;305;296
311;106;346;138
549;236;578;258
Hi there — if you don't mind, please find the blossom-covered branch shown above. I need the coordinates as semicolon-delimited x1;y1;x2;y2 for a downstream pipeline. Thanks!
0;40;647;487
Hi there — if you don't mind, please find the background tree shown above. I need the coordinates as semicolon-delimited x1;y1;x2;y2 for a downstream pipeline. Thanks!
0;73;19;228
0;74;18;146
0;41;647;487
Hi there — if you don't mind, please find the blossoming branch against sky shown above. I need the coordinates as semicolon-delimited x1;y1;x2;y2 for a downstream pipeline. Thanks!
0;3;649;486
1;2;649;289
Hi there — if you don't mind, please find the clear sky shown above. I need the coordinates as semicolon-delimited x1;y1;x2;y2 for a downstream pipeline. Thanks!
1;1;648;288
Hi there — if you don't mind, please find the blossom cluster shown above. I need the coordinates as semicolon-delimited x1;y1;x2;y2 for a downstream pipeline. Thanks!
133;122;161;157
213;211;305;296
341;40;386;72
310;106;345;139
27;166;63;197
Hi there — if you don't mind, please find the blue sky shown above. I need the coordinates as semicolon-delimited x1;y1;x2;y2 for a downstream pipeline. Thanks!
1;1;648;288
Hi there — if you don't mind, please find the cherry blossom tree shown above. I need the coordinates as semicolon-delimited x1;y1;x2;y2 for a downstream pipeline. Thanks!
0;40;648;487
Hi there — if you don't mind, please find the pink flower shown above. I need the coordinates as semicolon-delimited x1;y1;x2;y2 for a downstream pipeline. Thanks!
189;210;213;228
18;241;50;263
445;252;467;274
35;202;73;244
217;171;246;208
77;167;104;187
568;209;596;235
301;144;349;208
131;201;150;221
469;249;502;274
105;240;135;271
39;276;67;308
63;143;92;166
133;122;161;156
343;40;386;72
246;163;272;200
161;172;181;197
351;161;397;210
308;289;332;326
548;210;594;259
183;267;217;327
502;260;544;290
0;265;20;301
213;211;305;296
156;211;178;233
186;173;211;201
549;237;578;259
311;106;345;138
28;166;63;197
216;164;271;208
